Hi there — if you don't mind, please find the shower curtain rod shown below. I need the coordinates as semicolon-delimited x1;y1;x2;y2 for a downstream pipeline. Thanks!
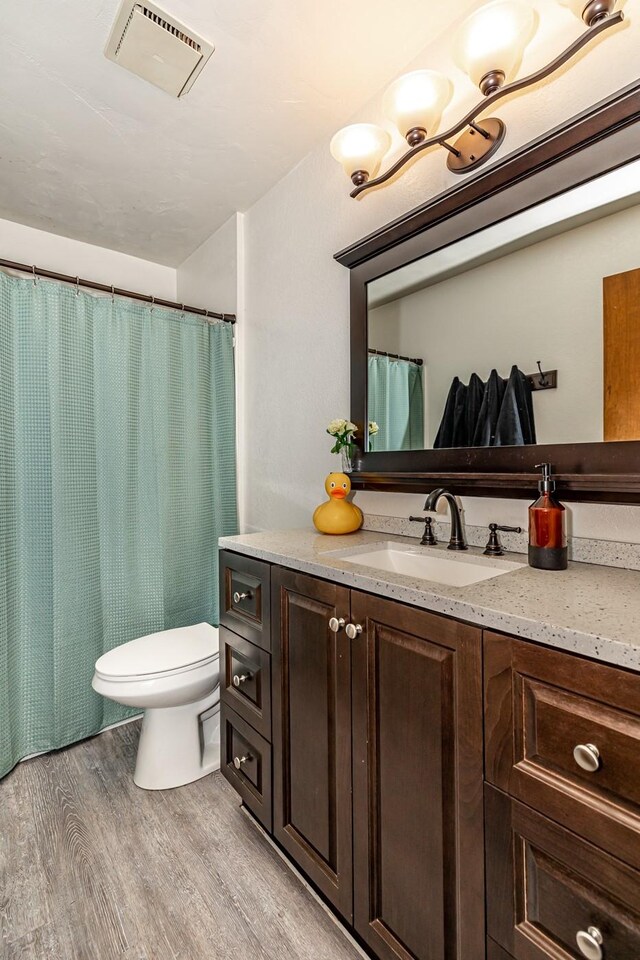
0;257;237;324
369;347;423;366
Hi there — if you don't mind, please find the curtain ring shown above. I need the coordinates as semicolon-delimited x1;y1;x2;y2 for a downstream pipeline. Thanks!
150;295;155;314
181;302;185;318
32;264;38;286
75;276;80;296
110;285;115;302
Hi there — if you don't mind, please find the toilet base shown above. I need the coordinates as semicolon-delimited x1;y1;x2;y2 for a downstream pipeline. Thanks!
134;687;220;790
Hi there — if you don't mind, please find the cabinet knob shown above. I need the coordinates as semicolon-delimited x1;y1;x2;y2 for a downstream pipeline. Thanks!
233;754;250;770
345;623;363;639
233;590;252;604
576;926;603;960
573;743;601;773
233;672;252;687
329;617;345;633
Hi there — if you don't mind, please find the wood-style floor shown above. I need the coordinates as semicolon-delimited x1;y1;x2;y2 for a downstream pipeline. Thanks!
0;721;363;960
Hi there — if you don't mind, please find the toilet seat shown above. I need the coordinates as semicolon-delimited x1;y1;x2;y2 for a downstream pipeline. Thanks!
94;622;219;683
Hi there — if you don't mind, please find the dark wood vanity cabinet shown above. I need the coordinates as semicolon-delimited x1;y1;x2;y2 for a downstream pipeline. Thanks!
350;592;484;960
271;568;354;920
271;566;484;959
486;786;640;960
219;551;273;830
220;550;640;960
484;632;640;960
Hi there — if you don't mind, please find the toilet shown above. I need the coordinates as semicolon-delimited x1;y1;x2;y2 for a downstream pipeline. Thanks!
92;622;220;790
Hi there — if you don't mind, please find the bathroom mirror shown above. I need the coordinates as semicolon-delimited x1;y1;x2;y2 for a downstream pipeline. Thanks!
366;163;640;453
337;81;640;501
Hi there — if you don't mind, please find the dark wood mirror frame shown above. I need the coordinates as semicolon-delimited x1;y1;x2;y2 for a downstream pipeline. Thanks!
335;80;640;503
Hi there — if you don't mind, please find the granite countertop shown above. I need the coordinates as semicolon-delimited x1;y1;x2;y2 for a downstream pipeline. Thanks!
219;528;640;672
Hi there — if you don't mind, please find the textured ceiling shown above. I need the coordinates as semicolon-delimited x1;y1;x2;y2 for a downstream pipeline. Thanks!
0;0;470;265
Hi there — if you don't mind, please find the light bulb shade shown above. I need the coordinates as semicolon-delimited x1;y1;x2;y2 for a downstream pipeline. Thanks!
330;124;391;183
557;0;616;24
453;1;538;91
382;70;453;141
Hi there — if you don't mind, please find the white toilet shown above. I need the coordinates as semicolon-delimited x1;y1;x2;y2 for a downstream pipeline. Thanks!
92;622;220;790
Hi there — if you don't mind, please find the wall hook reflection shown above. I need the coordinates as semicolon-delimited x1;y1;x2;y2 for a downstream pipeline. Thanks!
537;361;549;387
527;362;558;392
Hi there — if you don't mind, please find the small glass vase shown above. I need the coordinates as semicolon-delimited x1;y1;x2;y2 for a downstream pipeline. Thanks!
341;447;354;473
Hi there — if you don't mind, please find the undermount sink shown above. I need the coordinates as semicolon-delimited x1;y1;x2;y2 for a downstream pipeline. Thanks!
332;541;525;588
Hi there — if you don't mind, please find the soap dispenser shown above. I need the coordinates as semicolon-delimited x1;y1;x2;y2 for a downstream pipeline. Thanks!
528;463;567;571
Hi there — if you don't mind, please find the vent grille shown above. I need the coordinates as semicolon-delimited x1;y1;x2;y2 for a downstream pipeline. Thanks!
105;0;214;97
137;5;202;52
115;4;202;56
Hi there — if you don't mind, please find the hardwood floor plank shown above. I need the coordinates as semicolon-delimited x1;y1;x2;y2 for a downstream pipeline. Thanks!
1;920;67;960
18;751;130;957
0;722;364;960
1;767;52;945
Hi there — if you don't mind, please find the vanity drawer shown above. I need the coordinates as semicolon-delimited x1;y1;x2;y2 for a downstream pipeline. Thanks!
486;785;640;960
484;632;640;869
220;703;272;831
219;550;271;651
220;627;271;740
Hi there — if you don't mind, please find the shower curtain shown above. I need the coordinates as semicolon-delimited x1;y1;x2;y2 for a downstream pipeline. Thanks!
368;353;424;451
0;272;238;779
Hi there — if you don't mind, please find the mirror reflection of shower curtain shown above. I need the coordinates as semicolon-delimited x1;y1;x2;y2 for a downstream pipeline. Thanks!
368;353;424;451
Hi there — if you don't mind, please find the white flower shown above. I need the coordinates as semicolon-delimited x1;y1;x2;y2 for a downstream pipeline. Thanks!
327;418;348;436
369;421;379;435
327;418;357;437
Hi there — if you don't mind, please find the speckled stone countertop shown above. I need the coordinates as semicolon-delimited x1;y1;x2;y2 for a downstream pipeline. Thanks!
219;528;640;672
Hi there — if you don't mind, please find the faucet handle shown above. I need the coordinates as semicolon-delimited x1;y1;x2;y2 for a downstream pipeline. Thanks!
409;515;437;546
484;523;523;556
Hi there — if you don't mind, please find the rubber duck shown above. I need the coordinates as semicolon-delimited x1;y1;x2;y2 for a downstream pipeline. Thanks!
313;472;363;535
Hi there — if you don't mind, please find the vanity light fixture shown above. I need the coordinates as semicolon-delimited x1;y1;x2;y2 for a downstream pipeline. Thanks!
331;0;624;197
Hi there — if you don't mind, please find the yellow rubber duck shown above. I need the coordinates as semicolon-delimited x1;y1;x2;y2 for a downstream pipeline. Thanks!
313;472;363;535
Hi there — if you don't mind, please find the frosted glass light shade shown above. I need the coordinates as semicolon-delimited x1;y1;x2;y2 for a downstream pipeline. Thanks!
557;0;615;24
453;1;538;92
382;70;453;142
557;0;589;15
330;124;391;184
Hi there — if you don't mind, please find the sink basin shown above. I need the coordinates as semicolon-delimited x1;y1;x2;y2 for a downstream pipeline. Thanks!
332;541;525;588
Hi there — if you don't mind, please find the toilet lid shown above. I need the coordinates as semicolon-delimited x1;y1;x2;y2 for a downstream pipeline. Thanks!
94;622;219;680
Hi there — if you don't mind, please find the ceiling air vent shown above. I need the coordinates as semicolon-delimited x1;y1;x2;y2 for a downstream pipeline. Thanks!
105;0;214;97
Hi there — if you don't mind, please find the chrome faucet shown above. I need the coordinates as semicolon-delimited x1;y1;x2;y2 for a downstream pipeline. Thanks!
423;488;468;551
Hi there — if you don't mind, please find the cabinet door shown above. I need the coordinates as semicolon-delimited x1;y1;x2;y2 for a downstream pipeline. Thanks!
272;567;353;920
351;592;484;960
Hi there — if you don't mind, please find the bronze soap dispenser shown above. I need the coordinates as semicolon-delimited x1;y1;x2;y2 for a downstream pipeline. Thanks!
528;463;567;571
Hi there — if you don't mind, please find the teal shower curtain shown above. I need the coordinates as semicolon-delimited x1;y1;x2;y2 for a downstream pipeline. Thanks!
368;353;424;451
0;272;238;779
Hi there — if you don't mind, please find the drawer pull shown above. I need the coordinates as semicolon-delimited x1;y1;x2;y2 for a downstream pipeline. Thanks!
233;590;252;604
329;617;345;633
345;623;363;639
232;672;252;687
233;754;251;770
576;926;603;960
573;743;601;773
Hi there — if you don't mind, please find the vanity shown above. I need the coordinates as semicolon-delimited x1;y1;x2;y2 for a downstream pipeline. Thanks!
218;85;640;960
217;531;640;960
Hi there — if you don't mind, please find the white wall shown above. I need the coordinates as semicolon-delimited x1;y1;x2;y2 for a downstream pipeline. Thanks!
176;214;248;532
176;215;239;316
0;217;176;298
239;0;640;543
370;203;640;448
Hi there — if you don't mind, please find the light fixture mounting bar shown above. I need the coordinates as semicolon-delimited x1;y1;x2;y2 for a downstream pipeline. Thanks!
350;10;623;198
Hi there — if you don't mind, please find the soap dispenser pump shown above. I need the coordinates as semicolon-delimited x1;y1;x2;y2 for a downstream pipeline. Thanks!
528;463;567;571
